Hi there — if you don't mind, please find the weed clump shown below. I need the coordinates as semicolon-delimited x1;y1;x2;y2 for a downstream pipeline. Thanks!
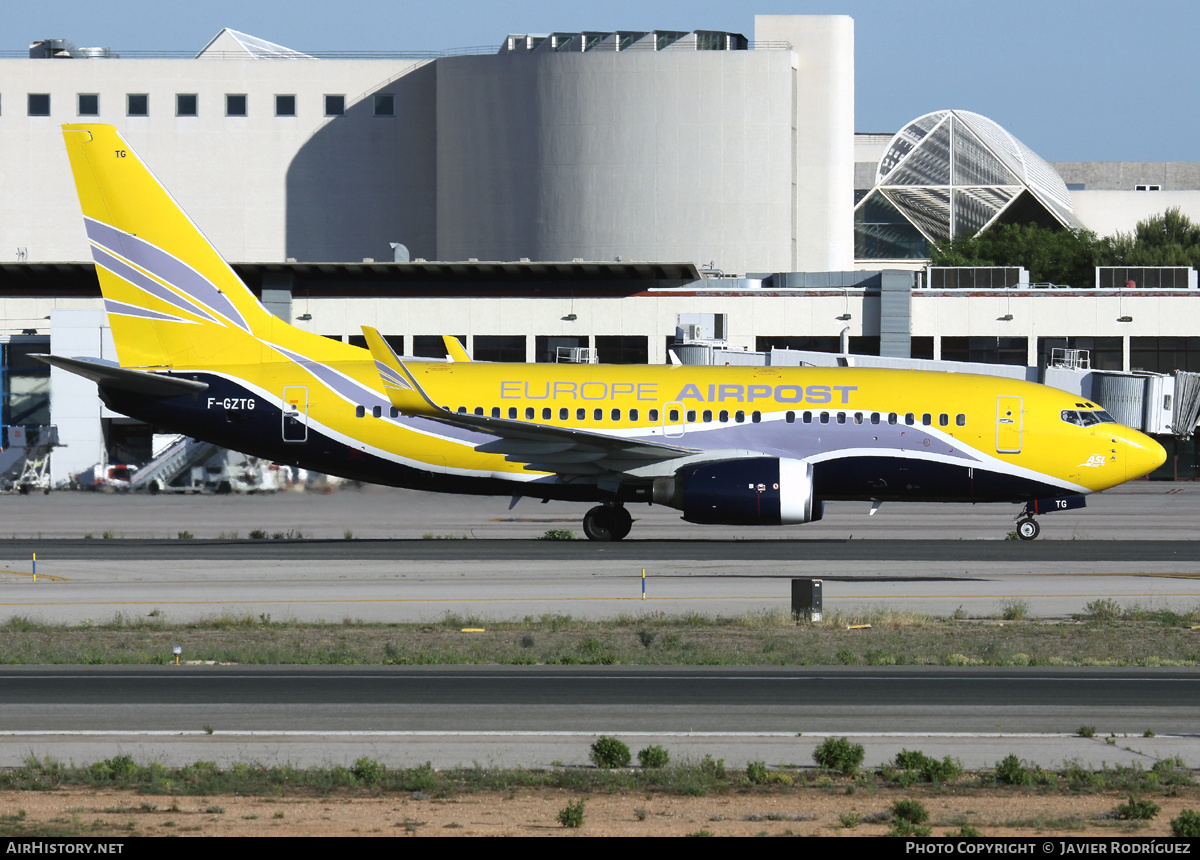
637;745;670;769
813;737;864;775
995;753;1034;786
557;798;585;828
589;736;631;769
1171;809;1200;837
1115;797;1160;820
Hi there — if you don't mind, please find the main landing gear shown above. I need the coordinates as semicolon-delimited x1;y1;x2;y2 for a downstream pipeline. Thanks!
583;504;632;542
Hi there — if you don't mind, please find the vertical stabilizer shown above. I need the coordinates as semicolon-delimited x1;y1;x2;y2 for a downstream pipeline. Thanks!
62;124;276;368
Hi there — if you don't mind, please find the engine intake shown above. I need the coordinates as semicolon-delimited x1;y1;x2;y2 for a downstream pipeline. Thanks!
652;457;823;526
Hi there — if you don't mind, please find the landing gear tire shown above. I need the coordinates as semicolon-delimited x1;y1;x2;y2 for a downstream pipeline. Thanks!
1016;518;1040;541
583;505;632;542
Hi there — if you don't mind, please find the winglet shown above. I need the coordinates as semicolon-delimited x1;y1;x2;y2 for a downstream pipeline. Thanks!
361;326;443;415
443;335;471;362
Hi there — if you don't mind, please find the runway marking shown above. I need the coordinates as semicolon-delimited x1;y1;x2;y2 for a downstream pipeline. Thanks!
0;569;68;582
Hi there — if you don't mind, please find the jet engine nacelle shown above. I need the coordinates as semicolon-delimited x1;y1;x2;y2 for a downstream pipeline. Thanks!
651;457;823;526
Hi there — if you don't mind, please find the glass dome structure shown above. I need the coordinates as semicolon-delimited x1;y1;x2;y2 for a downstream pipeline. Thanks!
855;109;1082;259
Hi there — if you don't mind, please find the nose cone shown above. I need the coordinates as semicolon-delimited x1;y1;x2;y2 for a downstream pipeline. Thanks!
1124;430;1167;481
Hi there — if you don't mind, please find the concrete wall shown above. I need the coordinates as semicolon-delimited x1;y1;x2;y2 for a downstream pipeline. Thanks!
0;58;436;264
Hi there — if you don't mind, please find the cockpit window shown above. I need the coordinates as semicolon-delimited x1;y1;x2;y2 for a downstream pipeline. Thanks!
1061;409;1115;427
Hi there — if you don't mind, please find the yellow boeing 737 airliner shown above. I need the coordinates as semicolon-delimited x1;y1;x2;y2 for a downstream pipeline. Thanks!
45;125;1166;541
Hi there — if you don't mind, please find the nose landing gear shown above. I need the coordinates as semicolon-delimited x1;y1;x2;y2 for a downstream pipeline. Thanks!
1014;516;1040;540
583;504;633;541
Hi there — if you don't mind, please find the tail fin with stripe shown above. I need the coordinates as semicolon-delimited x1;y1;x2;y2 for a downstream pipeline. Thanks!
62;124;279;369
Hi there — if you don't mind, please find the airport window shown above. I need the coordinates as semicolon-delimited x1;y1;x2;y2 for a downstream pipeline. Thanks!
321;334;344;342
911;337;935;360
27;94;50;116
324;94;345;116
956;414;966;426
541;408;551;420
1135;184;1161;191
127;94;148;116
524;407;534;420
373;405;382;418
355;405;365;418
77;94;99;116
225;94;247;117
648;409;659;421
536;335;588;363
785;411;795;424
703;410;713;422
373;94;395;117
507;407;517;419
595;335;648;365
941;336;1027;366
594;408;603;421
275;94;296;117
176;93;198;116
474;335;525;363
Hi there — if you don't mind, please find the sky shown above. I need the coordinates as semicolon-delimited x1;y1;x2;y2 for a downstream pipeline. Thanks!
7;0;1198;162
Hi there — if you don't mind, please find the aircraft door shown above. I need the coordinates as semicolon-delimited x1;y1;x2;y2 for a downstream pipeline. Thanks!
996;395;1022;454
663;401;688;438
282;386;309;443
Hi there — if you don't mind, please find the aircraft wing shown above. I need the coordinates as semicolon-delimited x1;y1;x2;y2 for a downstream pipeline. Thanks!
362;327;698;476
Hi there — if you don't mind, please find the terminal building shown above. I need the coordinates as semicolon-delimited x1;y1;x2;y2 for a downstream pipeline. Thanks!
1;15;1199;487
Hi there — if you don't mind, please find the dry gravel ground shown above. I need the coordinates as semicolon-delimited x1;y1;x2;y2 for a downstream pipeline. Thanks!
2;787;1197;837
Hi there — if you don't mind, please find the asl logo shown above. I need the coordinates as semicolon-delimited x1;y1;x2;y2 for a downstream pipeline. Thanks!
1078;454;1108;468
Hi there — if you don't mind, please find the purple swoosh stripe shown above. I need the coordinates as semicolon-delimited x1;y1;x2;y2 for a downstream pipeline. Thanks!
103;298;196;324
85;218;250;333
92;245;218;323
266;344;492;445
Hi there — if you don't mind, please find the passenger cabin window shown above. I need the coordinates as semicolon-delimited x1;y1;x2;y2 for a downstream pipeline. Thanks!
594;408;603;421
720;410;730;422
939;413;949;426
921;413;932;426
871;413;881;425
819;412;829;424
888;413;898;425
611;409;621;421
559;408;569;420
703;410;713;422
576;408;586;420
373;405;382;418
508;407;517;419
491;407;500;418
542;408;551;420
785;411;795;424
648;409;659;421
735;411;745;423
686;410;696;422
474;407;483;416
355;405;365;418
956;414;966;426
905;413;915;425
668;409;679;422
525;407;534;420
630;409;639;421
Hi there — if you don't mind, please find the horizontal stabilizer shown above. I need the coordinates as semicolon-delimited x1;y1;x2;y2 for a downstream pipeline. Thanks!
33;354;208;397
